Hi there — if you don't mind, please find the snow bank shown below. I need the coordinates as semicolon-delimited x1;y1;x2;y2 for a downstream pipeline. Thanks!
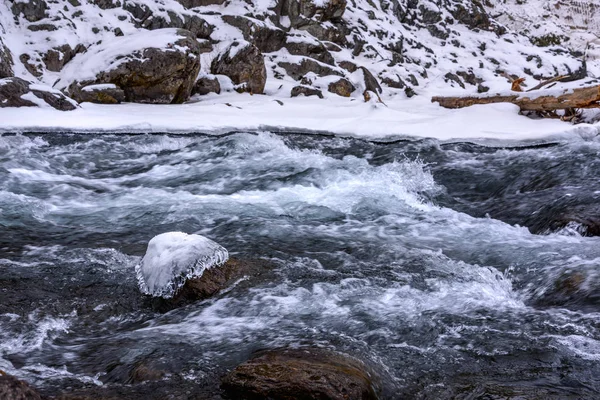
136;232;229;298
0;90;598;143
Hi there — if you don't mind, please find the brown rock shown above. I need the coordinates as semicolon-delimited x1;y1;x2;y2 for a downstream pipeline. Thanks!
284;39;335;65
74;84;125;104
328;78;355;97
0;371;42;400
211;42;266;94
221;347;379;400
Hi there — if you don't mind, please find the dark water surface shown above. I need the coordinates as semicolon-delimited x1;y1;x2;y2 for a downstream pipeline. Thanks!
1;132;599;399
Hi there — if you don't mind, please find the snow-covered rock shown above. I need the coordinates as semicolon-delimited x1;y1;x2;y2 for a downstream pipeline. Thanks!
0;38;13;79
55;29;201;104
0;77;77;111
136;232;229;298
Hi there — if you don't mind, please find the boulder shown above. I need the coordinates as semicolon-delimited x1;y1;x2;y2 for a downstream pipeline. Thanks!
10;0;47;22
92;0;121;9
291;85;323;98
222;15;286;53
0;77;78;111
0;39;14;78
74;83;125;104
278;57;343;81
302;21;348;46
221;347;379;400
192;76;221;96
0;372;42;400
211;42;266;94
57;29;201;104
328;78;354;97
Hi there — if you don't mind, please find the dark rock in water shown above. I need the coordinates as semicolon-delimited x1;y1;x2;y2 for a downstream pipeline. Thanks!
285;39;335;65
212;42;266;94
0;372;42;400
75;84;126;104
533;269;600;312
221;347;379;400
222;15;286;53
11;0;48;22
0;39;14;78
61;29;201;104
328;78;355;97
291;85;323;98
0;77;77;111
278;57;343;81
127;363;166;384
150;258;272;312
193;76;221;96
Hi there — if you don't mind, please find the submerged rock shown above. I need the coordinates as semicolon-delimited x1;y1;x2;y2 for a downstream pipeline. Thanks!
56;29;201;104
136;232;229;299
0;372;42;400
221;347;379;400
0;77;77;111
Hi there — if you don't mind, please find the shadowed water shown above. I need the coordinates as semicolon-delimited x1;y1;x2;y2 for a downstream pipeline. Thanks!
1;132;599;399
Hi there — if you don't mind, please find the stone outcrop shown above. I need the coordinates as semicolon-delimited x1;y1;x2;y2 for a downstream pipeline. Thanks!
212;42;266;94
42;44;86;72
58;29;201;104
278;57;343;81
75;84;125;104
0;77;78;111
284;0;347;28
221;347;379;400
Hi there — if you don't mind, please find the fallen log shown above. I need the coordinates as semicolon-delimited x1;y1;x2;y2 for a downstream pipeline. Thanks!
432;84;600;111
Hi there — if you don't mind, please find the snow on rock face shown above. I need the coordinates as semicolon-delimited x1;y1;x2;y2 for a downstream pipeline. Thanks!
136;232;229;298
0;77;77;111
55;29;201;104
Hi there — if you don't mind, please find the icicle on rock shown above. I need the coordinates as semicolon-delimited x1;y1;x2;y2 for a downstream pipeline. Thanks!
136;232;229;298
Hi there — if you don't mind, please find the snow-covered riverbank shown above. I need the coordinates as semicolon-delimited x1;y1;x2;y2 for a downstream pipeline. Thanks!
2;90;599;143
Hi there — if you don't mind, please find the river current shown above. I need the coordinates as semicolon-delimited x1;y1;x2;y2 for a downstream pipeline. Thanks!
1;132;599;398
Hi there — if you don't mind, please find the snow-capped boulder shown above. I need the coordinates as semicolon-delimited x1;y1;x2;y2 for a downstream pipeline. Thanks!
56;29;201;104
76;83;125;104
284;38;335;65
0;77;77;111
278;57;343;81
211;42;267;94
136;232;229;299
0;39;13;78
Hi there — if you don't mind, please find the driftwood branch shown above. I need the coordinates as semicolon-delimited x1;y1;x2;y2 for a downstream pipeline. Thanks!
526;75;569;92
431;85;600;111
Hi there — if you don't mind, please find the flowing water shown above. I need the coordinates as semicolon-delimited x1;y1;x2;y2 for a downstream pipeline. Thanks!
1;132;600;399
